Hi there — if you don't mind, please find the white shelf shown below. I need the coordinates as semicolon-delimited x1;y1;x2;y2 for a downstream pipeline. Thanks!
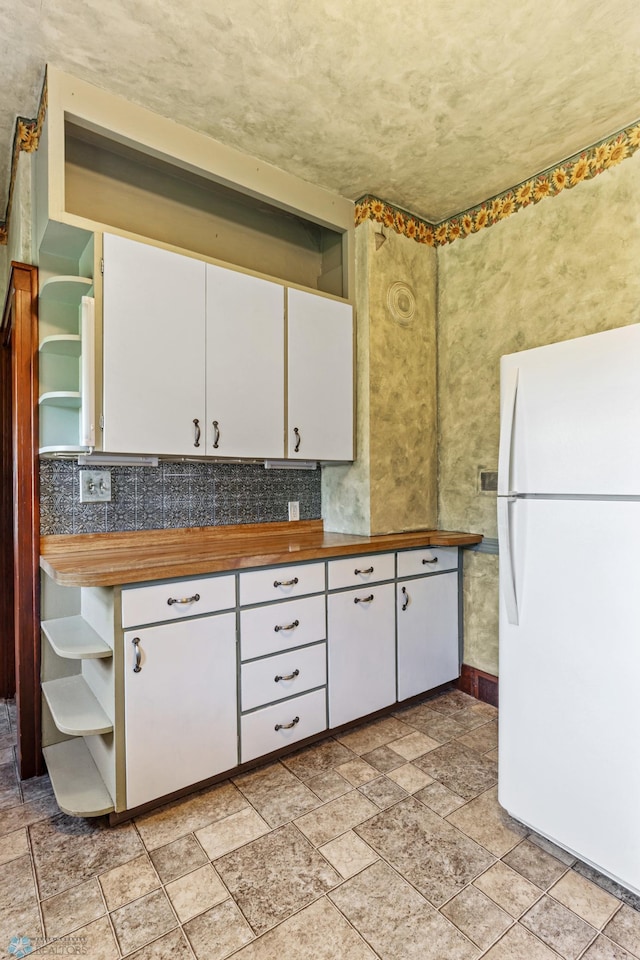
39;334;81;357
42;676;113;736
39;445;92;457
42;617;112;660
43;739;114;817
40;275;93;304
39;391;82;408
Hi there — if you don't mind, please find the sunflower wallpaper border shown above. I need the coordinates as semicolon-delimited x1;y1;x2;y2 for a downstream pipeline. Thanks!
356;119;640;247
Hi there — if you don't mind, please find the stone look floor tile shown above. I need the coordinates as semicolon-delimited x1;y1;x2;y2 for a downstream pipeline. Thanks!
42;877;105;938
356;796;494;908
135;782;249;850
99;852;160;909
415;780;466;816
441;885;513;950
456;720;499;755
0;827;28;865
550;870;621;928
528;832;577;866
413;740;498;801
149;834;208;884
474;861;542;917
502;838;568;889
393;703;467;742
389;730;440;760
184;899;254;960
280;739;355;780
335;716;415;755
0;794;61;838
0;851;35;910
295;790;378;846
604;905;640;957
319;830;378;879
582;934;639;959
165;863;228;922
32;915;119;959
521;894;598;959
214;822;341;935
126;927;191;959
110;887;177;955
335;758;378;786
232;762;321;828
329;859;479;960
306;769;351;801
446;786;527;857
0;902;42;953
481;922;562;959
574;863;640;913
386;762;434;794
230;896;377;960
358;775;408;809
195;807;269;860
361;744;407;773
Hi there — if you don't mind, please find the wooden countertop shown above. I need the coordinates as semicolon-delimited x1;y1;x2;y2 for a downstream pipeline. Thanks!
40;520;483;587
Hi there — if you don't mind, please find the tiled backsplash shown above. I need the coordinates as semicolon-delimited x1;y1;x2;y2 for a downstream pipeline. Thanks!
39;460;321;536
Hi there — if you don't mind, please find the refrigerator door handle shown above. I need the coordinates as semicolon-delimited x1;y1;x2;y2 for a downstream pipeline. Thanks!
498;496;519;625
498;366;519;495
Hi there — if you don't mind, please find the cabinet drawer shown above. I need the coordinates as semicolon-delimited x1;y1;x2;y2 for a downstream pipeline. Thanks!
328;553;394;591
240;595;325;661
239;562;324;606
241;688;327;763
241;643;326;712
122;574;235;628
397;546;458;578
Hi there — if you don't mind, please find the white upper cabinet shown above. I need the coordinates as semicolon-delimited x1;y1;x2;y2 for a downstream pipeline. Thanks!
287;289;354;461
102;234;207;456
205;264;285;458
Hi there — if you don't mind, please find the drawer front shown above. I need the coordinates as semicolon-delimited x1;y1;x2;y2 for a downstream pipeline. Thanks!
241;688;327;763
240;562;325;607
241;643;326;712
122;574;235;628
397;546;459;578
328;552;395;591
240;595;326;661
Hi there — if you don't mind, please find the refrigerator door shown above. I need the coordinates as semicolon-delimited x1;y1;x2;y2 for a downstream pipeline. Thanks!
498;496;640;894
499;324;640;496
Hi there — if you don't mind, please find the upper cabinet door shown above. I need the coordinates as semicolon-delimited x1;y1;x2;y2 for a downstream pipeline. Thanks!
206;264;285;459
102;234;206;456
287;289;354;461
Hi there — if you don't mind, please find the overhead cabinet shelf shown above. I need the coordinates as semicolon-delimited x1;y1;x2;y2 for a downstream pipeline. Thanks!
39;334;82;357
39;391;82;408
42;675;113;736
40;275;93;303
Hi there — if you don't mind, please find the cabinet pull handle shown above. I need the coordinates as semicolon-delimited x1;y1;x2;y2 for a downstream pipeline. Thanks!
167;593;201;606
354;566;374;575
274;577;299;588
212;420;220;449
422;557;438;564
274;619;299;633
193;418;201;448
293;427;301;452
354;594;374;604
132;637;142;673
275;716;300;731
274;668;300;683
401;586;410;611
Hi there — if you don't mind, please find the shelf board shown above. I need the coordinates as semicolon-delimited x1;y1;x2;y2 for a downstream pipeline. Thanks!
42;676;113;736
40;275;93;304
39;444;92;456
43;738;114;817
42;616;112;660
39;391;82;409
39;334;82;357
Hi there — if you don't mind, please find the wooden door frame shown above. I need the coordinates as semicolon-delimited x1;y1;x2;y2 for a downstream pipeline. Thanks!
0;262;42;778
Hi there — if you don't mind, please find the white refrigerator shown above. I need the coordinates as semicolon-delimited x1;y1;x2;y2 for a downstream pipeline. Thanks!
497;323;640;896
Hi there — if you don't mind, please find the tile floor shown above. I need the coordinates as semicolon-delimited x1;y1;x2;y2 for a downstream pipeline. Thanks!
1;689;640;959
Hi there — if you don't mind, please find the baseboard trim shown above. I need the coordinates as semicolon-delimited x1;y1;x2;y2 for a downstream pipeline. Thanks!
457;664;499;707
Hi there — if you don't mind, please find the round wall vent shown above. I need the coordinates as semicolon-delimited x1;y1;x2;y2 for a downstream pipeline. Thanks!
387;281;416;326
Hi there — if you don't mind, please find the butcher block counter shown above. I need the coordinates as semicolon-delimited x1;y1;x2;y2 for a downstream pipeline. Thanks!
40;519;482;586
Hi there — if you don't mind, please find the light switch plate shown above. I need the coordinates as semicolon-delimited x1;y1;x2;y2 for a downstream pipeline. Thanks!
79;470;112;503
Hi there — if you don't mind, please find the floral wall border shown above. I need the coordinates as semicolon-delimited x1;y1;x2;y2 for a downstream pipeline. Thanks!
356;118;640;247
0;75;47;245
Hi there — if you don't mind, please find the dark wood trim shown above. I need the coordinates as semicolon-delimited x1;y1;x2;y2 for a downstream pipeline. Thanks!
457;663;499;707
0;290;15;698
0;262;41;778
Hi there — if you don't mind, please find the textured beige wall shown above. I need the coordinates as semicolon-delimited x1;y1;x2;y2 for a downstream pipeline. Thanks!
438;152;640;674
323;219;438;534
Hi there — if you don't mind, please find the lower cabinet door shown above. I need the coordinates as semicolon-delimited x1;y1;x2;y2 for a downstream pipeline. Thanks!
397;572;459;701
124;613;237;809
328;582;396;728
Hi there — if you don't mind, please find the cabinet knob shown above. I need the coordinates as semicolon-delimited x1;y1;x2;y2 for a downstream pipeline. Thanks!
401;586;410;611
132;637;142;673
275;716;300;731
193;418;201;448
293;427;301;452
212;420;220;449
354;594;374;604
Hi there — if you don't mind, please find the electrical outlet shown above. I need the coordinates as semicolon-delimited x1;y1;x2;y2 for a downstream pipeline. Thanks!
288;500;300;521
79;470;112;503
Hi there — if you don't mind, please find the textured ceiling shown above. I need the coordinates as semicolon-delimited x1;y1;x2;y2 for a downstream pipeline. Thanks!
1;0;640;223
